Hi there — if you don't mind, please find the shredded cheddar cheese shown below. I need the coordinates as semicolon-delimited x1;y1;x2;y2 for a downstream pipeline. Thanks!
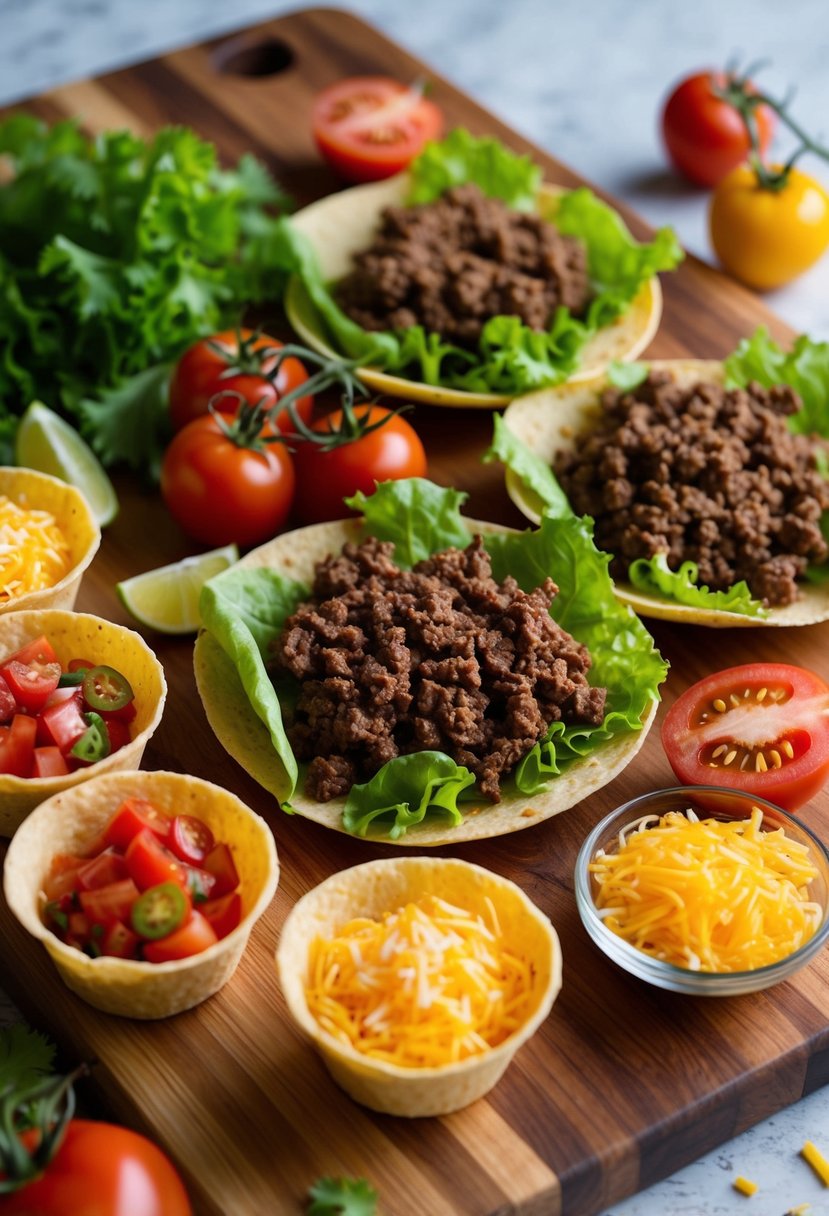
802;1141;829;1187
305;894;537;1068
0;496;71;601
590;808;821;972
733;1175;758;1197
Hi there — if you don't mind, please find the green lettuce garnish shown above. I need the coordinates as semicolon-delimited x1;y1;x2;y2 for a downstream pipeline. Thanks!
724;326;829;437
285;129;682;396
200;478;666;836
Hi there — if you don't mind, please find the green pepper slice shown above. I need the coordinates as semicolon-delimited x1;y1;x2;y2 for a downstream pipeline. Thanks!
82;665;134;713
58;669;87;688
131;883;189;941
70;712;111;764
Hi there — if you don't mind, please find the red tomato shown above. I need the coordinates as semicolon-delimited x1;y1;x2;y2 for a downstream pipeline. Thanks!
169;329;312;433
101;920;141;960
126;829;188;892
143;910;218;963
662;662;829;811
103;716;132;755
0;714;36;777
104;798;171;851
0;672;19;721
77;850;129;892
3;659;61;713
42;855;86;902
36;698;88;753
1;1120;191;1216
169;815;215;866
1;635;59;671
203;843;240;898
202;891;242;940
292;406;427;524
661;70;775;187
79;880;141;928
160;411;295;547
32;746;69;779
312;76;444;182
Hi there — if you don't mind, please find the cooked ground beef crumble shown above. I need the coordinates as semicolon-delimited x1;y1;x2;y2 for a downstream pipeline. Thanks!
335;183;592;349
553;372;829;607
272;536;606;803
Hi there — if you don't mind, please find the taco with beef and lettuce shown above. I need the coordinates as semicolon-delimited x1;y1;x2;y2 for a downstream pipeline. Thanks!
491;329;829;627
194;479;666;846
278;130;683;408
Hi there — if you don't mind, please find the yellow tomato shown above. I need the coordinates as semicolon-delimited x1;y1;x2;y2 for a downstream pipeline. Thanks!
709;164;829;290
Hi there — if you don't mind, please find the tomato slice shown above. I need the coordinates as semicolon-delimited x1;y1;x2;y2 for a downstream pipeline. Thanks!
77;849;129;892
104;798;171;851
37;697;88;752
183;864;217;903
0;714;36;777
143;910;218;963
131;882;190;940
662;662;829;811
82;665;134;713
202;891;242;940
169;815;215;866
312;77;444;182
102;716;132;755
31;745;70;779
203;843;240;897
79;879;141;927
3;659;62;713
1;635;59;671
0;673;17;723
126;829;188;892
101;920;142;960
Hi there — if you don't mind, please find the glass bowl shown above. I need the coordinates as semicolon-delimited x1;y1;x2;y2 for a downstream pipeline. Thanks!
574;786;829;996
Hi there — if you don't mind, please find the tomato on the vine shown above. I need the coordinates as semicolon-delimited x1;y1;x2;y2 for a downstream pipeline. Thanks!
312;77;444;183
168;329;312;433
292;404;427;524
709;164;829;290
662;662;829;811
160;410;295;547
661;70;774;187
2;1119;192;1216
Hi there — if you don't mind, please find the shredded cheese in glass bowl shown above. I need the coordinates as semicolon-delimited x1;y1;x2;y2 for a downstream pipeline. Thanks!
575;786;829;995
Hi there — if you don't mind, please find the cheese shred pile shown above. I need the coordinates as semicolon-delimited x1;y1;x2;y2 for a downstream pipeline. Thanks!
305;894;537;1068
590;807;822;972
0;496;71;602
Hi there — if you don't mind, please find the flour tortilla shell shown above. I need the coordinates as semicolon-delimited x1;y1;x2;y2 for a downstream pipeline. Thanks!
276;855;560;1116
4;770;279;1018
194;517;657;846
285;174;662;408
0;466;100;613
503;360;829;628
0;609;167;837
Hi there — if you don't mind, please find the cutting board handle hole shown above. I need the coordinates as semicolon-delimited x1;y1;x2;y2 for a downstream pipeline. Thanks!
212;36;294;78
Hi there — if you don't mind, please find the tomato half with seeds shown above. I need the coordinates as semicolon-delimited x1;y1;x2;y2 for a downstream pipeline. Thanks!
662;663;829;811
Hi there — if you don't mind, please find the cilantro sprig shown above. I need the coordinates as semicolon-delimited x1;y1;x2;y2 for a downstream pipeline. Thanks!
307;1177;379;1216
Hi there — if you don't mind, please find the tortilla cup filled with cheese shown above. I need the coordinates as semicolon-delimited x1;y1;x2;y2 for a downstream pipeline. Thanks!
277;856;561;1116
283;130;680;409
0;609;166;836
194;483;664;846
0;466;100;614
499;355;829;628
4;770;279;1018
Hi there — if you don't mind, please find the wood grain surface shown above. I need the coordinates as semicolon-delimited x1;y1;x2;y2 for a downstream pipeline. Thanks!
1;9;828;1216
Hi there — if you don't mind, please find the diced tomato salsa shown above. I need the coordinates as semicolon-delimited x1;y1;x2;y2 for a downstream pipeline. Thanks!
0;635;135;778
42;797;243;962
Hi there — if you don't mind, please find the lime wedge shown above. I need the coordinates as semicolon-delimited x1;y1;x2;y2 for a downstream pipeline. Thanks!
117;545;240;634
15;401;119;527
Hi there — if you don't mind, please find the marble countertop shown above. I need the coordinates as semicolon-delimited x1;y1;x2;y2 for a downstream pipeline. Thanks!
2;2;829;1214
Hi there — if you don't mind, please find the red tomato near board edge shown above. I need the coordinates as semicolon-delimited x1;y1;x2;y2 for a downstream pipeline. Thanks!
312;76;444;182
292;404;427;524
1;1120;192;1216
662;663;829;811
661;70;775;187
160;410;295;547
168;329;313;433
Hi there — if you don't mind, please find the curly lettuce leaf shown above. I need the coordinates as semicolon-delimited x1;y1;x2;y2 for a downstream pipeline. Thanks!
199;567;306;801
724;327;829;437
346;477;471;566
484;413;572;518
606;359;649;391
343;752;476;839
407;127;541;210
628;553;767;617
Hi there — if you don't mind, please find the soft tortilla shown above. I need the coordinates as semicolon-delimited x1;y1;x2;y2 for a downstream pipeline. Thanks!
503;360;829;628
285;174;663;409
194;517;657;847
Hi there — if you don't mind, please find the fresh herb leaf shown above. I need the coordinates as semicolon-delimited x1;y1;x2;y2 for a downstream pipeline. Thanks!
628;554;768;618
0;1025;55;1094
307;1177;378;1216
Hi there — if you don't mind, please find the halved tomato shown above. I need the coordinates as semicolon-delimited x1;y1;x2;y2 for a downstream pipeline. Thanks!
312;77;444;182
662;662;829;811
142;910;218;963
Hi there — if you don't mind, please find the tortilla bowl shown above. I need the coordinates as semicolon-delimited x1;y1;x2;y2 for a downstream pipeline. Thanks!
502;360;829;628
4;769;279;1018
0;466;100;613
0;609;167;837
285;174;662;409
276;856;561;1116
194;517;658;846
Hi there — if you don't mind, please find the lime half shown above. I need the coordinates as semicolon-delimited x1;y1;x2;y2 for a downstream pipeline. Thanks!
15;401;119;527
117;545;240;634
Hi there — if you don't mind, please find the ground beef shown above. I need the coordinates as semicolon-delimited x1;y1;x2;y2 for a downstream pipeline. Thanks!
553;372;829;607
273;536;606;803
336;183;591;349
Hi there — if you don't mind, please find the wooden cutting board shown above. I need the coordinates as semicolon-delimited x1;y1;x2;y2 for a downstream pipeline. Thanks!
2;9;828;1216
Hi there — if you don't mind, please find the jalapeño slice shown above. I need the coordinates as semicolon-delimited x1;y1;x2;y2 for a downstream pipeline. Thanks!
82;665;134;713
70;712;111;764
131;882;189;941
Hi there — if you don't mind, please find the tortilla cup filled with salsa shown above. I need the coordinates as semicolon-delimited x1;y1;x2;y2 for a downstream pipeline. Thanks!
0;466;100;614
494;331;829;627
4;769;279;1018
276;856;561;1116
0;608;167;836
194;478;665;846
283;129;681;408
